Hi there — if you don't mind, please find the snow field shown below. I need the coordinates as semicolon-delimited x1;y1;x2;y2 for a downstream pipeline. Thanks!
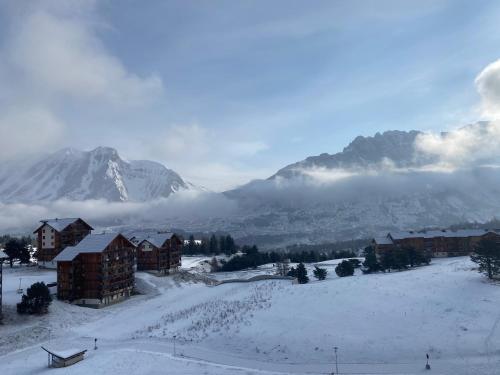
1;257;500;374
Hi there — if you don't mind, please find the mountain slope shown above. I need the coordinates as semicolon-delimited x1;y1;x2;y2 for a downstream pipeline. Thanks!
223;127;500;246
271;130;434;179
0;147;191;202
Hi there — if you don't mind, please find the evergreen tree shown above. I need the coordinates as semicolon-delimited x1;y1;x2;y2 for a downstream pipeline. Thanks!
296;263;309;284
219;235;227;254
471;238;500;279
4;238;27;267
379;248;395;272
187;235;196;254
393;248;410;271
209;234;218;254
17;282;52;314
362;246;380;274
335;260;354;277
225;235;236;254
313;266;327;280
200;238;209;255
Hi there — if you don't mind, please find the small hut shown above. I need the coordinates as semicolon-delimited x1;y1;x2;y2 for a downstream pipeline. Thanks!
42;346;87;368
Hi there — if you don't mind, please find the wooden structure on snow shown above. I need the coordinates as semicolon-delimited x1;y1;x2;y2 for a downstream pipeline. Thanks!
54;233;135;308
33;218;93;267
136;233;182;274
42;346;87;368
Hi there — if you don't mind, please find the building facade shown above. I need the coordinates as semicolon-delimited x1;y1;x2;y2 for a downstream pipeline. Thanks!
373;229;500;257
33;218;93;267
54;233;135;308
136;233;182;274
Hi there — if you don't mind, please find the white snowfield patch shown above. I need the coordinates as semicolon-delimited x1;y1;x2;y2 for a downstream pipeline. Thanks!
2;258;500;374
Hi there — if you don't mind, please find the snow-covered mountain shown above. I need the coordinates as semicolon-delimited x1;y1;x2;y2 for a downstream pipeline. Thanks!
0;147;193;202
222;126;500;246
271;130;433;179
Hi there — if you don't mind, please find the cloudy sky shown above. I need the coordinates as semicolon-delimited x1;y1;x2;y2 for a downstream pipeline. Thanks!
2;0;500;191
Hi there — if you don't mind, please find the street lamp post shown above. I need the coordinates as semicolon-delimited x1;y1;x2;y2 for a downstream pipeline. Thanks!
334;346;339;374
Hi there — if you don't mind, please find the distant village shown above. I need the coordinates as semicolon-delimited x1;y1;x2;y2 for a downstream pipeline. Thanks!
1;218;500;324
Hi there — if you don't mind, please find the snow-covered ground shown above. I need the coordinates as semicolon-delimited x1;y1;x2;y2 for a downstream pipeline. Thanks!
2;257;500;374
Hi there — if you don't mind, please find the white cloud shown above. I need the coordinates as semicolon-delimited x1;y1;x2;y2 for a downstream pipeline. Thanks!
475;58;500;118
0;0;164;163
6;4;163;107
143;123;271;190
0;191;238;234
0;107;65;161
414;121;500;168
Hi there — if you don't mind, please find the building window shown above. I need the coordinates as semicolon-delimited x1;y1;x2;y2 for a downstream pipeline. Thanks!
43;236;45;239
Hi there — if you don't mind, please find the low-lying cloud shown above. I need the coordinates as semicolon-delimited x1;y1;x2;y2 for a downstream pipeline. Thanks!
0;191;238;234
415;121;500;169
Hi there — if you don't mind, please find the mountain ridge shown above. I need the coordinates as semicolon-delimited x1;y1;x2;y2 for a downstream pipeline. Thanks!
0;146;193;203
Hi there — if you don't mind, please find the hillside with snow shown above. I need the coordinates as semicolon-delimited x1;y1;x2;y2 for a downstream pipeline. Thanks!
0;147;195;202
2;257;500;374
222;123;500;246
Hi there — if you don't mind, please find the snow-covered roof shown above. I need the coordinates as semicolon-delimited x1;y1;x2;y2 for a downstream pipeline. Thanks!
0;249;7;259
34;218;92;233
139;233;173;248
42;346;87;359
125;230;153;244
373;236;393;245
53;233;128;262
390;229;500;240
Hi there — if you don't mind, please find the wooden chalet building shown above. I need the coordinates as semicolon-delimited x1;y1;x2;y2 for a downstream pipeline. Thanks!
136;233;182;274
33;218;93;268
53;233;135;308
373;229;500;258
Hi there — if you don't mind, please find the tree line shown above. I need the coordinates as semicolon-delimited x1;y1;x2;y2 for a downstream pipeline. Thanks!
361;245;431;274
184;234;237;256
209;246;359;273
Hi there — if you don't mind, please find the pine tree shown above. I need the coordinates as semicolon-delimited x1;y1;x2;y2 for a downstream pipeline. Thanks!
379;248;395;272
219;235;227;254
209;234;218;254
5;238;25;267
17;282;52;314
296;263;309;284
393;248;410;271
187;235;196;254
471;238;500;279
225;235;236;254
362;246;380;274
200;238;209;255
335;260;354;277
313;266;327;280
